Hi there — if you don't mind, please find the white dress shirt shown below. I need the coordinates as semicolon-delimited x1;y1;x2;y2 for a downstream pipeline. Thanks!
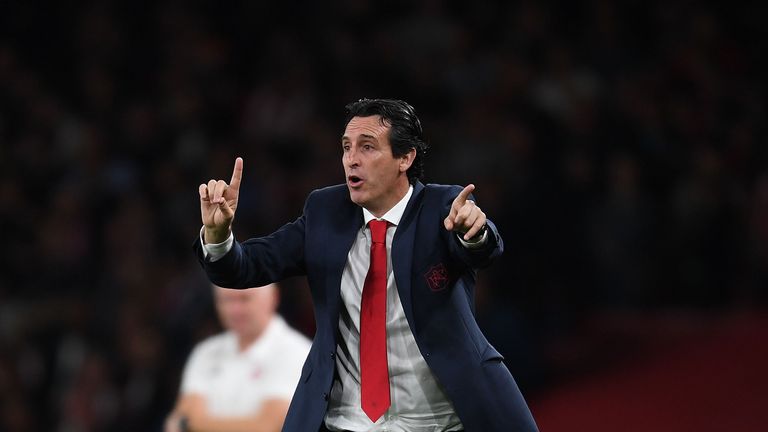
201;185;487;432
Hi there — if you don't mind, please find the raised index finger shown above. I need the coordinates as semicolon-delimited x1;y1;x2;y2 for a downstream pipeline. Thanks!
453;184;475;206
230;157;243;189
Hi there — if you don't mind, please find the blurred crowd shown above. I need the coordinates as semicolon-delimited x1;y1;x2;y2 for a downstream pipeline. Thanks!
0;1;765;431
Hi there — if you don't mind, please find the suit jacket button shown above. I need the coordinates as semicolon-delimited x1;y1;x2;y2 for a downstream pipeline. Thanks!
330;352;335;360
322;392;329;401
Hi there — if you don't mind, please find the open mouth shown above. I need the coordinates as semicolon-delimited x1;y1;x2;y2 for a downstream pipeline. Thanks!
347;175;363;187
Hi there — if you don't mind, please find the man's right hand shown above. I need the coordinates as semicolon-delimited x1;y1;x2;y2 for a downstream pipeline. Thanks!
199;157;243;244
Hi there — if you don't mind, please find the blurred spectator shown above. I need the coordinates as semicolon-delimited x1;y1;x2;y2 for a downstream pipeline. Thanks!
164;284;310;432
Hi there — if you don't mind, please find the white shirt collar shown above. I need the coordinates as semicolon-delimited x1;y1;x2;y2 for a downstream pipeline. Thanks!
226;315;286;357
362;185;414;227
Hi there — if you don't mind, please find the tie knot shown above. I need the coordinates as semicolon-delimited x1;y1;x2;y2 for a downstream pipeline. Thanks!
369;220;388;244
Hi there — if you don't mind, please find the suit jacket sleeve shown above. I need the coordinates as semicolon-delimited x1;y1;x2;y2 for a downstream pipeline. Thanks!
192;199;309;288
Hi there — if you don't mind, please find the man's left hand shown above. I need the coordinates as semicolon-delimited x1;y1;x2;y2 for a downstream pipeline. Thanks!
443;184;487;241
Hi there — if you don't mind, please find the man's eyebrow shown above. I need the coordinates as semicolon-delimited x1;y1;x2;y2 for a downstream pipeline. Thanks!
341;133;379;141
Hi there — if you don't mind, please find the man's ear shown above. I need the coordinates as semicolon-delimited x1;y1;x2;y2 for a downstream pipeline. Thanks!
399;148;417;173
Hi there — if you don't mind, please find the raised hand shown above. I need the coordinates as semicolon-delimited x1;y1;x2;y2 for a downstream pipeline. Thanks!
199;157;243;244
443;184;487;241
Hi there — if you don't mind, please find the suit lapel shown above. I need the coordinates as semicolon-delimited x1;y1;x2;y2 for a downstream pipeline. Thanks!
325;194;363;339
392;181;425;332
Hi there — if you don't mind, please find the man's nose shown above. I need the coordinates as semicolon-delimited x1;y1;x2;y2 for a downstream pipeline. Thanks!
344;148;360;166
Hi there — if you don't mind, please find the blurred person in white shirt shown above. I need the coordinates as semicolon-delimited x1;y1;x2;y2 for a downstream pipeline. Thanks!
165;283;311;432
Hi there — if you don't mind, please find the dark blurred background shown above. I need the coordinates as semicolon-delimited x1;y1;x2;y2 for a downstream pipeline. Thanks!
1;1;766;431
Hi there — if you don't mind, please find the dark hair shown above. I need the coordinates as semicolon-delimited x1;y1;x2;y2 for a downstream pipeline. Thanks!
344;98;428;184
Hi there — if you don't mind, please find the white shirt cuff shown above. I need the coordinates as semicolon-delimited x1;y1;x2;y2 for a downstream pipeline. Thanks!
457;228;488;249
200;226;234;262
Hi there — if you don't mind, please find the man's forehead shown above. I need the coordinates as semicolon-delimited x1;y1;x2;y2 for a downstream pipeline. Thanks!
343;115;390;138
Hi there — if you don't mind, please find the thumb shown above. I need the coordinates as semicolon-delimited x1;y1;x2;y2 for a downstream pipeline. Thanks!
218;198;234;220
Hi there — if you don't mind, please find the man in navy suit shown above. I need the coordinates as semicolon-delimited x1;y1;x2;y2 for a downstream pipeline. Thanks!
195;99;538;431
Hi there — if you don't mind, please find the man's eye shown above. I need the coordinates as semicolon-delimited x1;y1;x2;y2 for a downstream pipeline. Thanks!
363;144;373;150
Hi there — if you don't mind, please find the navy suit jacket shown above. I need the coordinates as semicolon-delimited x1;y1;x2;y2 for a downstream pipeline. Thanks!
194;181;538;432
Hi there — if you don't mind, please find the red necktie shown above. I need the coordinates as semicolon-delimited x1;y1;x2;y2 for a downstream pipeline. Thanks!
360;219;390;421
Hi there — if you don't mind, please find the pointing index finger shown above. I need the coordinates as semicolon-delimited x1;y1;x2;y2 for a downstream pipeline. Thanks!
230;157;243;189
454;184;475;206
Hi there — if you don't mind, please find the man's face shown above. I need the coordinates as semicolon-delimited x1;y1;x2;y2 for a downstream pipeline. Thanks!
214;285;276;339
342;115;414;216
